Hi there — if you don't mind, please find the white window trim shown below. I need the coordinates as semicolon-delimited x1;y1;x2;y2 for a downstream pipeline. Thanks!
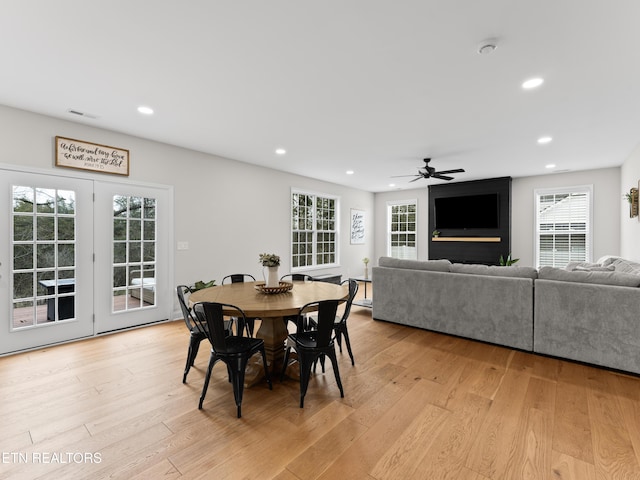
386;199;418;259
290;188;340;272
534;184;593;268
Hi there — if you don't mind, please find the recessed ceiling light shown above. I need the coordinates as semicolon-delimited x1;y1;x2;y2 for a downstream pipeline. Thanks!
389;183;396;187
522;77;544;90
137;106;154;115
545;164;556;169
538;136;553;144
275;148;286;155
346;170;355;175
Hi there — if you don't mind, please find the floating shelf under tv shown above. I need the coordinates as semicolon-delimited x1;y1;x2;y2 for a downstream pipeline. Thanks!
432;237;501;243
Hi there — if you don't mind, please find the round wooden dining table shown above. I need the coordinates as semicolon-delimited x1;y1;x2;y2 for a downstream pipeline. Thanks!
189;280;348;382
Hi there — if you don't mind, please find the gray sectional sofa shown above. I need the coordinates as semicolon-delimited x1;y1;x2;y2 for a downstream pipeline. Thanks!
372;256;640;375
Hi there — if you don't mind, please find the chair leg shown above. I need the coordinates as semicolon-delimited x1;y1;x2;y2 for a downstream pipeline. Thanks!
327;349;344;398
183;335;202;383
298;352;317;408
335;330;343;353
341;327;355;366
199;352;217;409
280;346;291;382
230;357;249;418
246;318;255;337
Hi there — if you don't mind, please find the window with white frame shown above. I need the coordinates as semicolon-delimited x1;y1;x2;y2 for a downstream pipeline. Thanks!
387;200;418;259
291;191;338;269
535;186;592;268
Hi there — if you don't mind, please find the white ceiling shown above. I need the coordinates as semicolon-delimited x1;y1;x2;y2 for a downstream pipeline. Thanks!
2;1;639;192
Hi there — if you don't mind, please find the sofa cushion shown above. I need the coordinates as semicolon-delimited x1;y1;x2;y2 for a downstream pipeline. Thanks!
609;258;640;275
573;265;615;272
538;266;640;287
450;263;538;279
378;257;451;272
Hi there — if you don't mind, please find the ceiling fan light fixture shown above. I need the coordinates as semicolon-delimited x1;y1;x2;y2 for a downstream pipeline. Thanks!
538;136;553;144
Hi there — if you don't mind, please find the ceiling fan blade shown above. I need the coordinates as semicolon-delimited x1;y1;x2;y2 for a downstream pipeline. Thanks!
435;168;465;175
408;176;423;183
432;174;454;181
390;174;420;178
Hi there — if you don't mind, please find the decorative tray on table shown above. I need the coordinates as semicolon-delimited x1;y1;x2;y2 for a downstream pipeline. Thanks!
254;281;294;294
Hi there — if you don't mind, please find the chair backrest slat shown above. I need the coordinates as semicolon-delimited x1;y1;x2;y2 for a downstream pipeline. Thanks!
340;279;359;322
193;302;248;353
300;299;340;346
177;285;196;331
222;273;256;285
281;273;313;283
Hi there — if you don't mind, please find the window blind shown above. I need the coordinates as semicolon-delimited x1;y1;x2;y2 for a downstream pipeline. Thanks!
535;187;591;268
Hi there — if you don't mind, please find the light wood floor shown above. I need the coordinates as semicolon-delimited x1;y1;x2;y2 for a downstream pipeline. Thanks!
1;303;640;479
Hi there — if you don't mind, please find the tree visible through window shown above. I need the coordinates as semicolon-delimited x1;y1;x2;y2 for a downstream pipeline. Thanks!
535;186;592;268
291;191;338;269
388;200;417;259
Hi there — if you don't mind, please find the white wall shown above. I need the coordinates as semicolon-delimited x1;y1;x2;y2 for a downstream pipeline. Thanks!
621;143;640;261
373;168;621;268
0;105;375;311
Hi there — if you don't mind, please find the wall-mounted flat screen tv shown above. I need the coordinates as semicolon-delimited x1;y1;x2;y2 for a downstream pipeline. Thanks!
434;193;499;229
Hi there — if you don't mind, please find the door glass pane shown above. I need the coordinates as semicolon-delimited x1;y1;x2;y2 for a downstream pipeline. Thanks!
37;216;55;241
58;217;75;240
14;216;33;241
36;188;55;213
57;190;75;214
12;185;76;329
111;194;157;311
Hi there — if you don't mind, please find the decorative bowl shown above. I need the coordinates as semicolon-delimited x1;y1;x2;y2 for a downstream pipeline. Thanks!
255;281;293;294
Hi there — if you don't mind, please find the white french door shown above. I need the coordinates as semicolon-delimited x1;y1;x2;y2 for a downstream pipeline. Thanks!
0;170;94;354
93;181;172;333
0;167;173;354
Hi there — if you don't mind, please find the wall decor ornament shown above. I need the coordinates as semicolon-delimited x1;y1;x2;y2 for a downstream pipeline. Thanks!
55;136;130;176
625;186;638;218
350;209;365;244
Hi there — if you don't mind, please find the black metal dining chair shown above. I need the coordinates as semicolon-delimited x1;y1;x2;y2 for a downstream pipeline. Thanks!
192;301;272;418
177;285;204;383
280;273;313;283
222;273;256;285
280;299;344;408
221;274;257;335
280;274;314;329
308;278;359;365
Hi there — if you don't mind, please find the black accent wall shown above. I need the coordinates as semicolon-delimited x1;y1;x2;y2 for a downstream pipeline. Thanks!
428;177;512;265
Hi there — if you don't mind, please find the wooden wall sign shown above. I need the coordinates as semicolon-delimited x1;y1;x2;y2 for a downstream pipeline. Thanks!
55;136;130;176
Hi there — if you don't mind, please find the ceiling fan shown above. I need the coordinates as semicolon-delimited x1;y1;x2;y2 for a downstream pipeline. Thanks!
392;158;465;182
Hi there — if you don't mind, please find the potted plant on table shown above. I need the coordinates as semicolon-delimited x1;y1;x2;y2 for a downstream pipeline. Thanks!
259;253;281;287
363;257;370;279
192;279;216;291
